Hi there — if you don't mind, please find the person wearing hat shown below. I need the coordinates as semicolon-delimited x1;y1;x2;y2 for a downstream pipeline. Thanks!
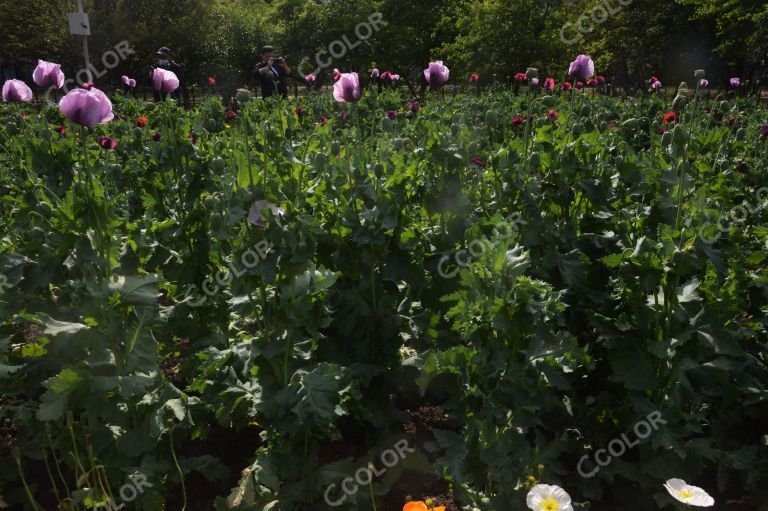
252;45;291;99
151;47;182;101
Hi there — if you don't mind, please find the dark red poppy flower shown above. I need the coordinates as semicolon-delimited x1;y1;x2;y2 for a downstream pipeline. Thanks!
561;82;573;91
225;111;237;121
547;109;559;121
760;124;768;138
544;77;555;91
208;77;216;85
97;136;117;150
82;82;94;90
586;79;598;88
338;111;348;121
380;71;393;82
135;116;149;128
511;115;525;127
657;127;665;135
469;73;479;82
469;156;485;167
406;100;421;113
649;76;658;84
152;131;162;141
295;106;305;118
576;81;584;89
514;73;527;81
188;132;198;144
736;161;748;174
663;112;676;124
386;111;398;120
315;116;329;125
596;76;605;84
55;125;66;137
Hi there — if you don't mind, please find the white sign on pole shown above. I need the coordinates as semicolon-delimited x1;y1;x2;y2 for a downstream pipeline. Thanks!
68;12;91;36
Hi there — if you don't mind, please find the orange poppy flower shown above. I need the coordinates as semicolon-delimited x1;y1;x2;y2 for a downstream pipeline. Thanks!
403;502;428;511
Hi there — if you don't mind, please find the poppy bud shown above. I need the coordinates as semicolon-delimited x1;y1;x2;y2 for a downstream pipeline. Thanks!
536;118;545;128
571;123;583;136
485;110;499;127
211;157;226;172
374;163;384;176
580;105;591;116
541;96;556;108
719;101;729;111
672;94;687;111
622;118;638;130
652;120;660;130
694;69;706;80
678;82;690;94
5;122;18;136
235;89;252;104
314;152;327;169
672;124;689;147
331;141;341;155
206;118;218;131
615;156;623;168
661;131;673;145
529;151;540;168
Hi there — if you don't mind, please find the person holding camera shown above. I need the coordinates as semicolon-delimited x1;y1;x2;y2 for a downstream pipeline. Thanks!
252;45;291;99
151;47;182;102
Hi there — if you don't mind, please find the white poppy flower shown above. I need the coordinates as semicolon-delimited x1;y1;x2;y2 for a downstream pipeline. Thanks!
526;484;574;511
663;478;715;507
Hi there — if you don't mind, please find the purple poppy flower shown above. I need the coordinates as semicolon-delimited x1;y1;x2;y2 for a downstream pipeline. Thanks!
391;74;400;82
371;68;380;79
333;72;361;103
188;132;198;144
2;79;33;103
152;132;162;142
152;68;180;93
248;200;285;229
568;54;595;79
531;77;540;86
699;79;708;88
424;61;450;88
58;87;114;127
759;124;768;138
32;60;65;89
650;80;662;91
730;77;740;88
385;111;398;120
121;75;137;88
338;111;349;121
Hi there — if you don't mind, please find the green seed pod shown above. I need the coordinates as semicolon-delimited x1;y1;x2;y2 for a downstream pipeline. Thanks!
615;156;624;168
661;131;673;145
719;101;729;111
205;118;218;131
331;141;341;155
571;123;583;136
485;109;500;127
678;82;690;95
541;96;556;108
108;163;122;175
672;124;689;147
529;151;540;168
203;195;217;209
694;69;706;80
652;120;660;130
5;122;18;136
235;89;252;104
536;118;545;128
373;162;385;176
334;129;343;138
598;121;607;131
211;157;226;173
580;104;591;116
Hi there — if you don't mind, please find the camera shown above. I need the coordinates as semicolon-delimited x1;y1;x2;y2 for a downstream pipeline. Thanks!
272;56;284;65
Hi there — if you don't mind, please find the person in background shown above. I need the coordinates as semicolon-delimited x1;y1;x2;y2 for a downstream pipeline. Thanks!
151;47;182;102
252;45;291;99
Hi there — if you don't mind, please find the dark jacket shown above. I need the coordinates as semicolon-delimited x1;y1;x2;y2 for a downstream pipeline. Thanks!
252;62;288;98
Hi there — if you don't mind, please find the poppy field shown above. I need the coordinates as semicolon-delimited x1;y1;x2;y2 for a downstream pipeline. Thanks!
1;65;768;511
